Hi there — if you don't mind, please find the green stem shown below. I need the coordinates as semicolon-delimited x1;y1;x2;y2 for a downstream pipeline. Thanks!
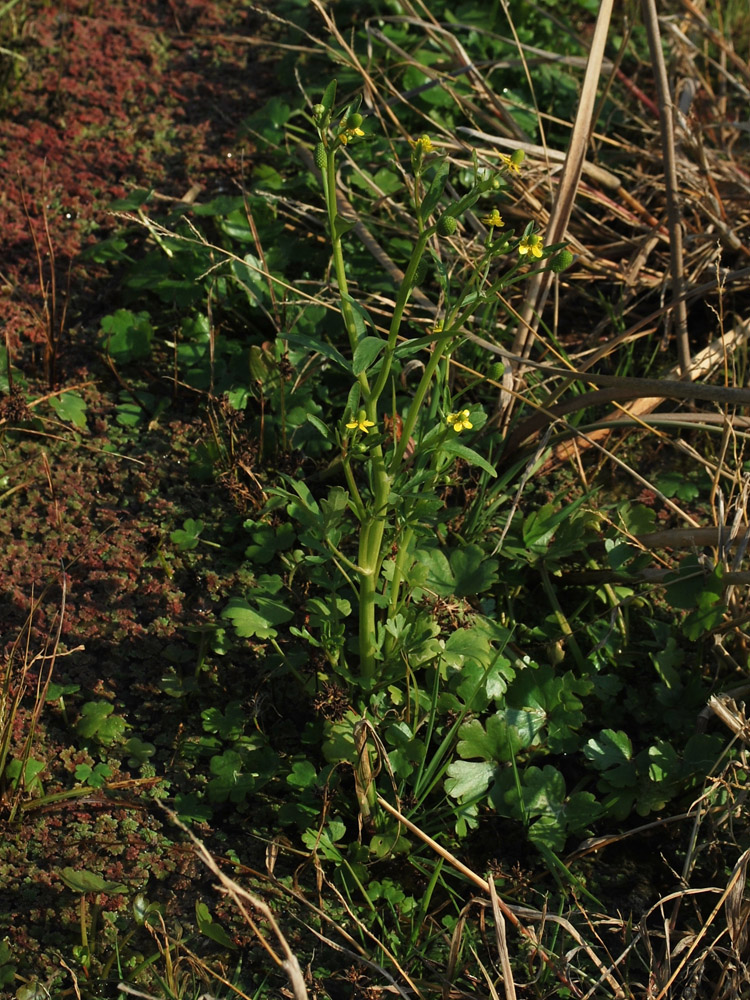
342;452;365;521
356;458;390;681
323;146;372;405
387;525;414;623
539;564;586;670
369;231;431;407
390;329;456;473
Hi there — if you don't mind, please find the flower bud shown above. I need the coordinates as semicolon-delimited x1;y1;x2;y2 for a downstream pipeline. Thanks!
312;103;327;126
436;215;457;237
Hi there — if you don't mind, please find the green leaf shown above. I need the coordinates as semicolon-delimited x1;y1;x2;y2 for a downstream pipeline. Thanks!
123;736;156;767
306;413;331;440
240;96;291;143
285;332;351;373
207;746;278;803
444;759;496;800
0;938;16;988
352;336;385;375
170;518;204;550
320;79;337;113
333;214;357;239
76;701;128;745
59;867;127;895
522;503;563;552
221;596;293;639
195;901;236;949
74;762;112;788
202;701;246;741
663;555;711;610
456;715;525;763
100;309;153;362
287;760;318;790
5;758;45;793
369;831;411;857
422;160;450;218
174;792;213;823
441;437;497;477
584;730;632;770
449;544;499;596
419;547;455;596
232;255;268;305
647;740;679;783
49;391;87;428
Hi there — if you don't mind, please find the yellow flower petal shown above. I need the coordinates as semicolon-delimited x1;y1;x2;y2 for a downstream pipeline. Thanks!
481;210;504;228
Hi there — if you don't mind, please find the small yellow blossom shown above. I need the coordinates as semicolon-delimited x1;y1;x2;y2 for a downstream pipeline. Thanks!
346;410;376;434
338;126;365;145
480;209;504;229
518;234;544;259
411;134;434;154
500;153;522;174
446;409;473;433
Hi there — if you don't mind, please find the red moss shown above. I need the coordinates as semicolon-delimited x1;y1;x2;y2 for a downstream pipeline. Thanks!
1;0;258;359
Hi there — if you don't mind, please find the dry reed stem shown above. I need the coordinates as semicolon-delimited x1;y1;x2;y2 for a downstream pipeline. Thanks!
158;805;309;1000
641;0;691;374
488;875;517;1000
650;849;750;1000
510;0;615;363
377;794;628;998
546;319;750;462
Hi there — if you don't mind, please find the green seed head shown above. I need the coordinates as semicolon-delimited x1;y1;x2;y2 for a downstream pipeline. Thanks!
549;248;574;273
436;215;458;237
348;112;363;128
487;362;505;381
510;148;525;166
313;142;327;171
413;259;428;285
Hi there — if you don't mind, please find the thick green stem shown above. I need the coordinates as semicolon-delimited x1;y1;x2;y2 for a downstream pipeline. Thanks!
356;454;390;681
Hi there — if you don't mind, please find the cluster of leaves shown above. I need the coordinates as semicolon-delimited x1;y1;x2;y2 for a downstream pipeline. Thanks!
61;80;729;866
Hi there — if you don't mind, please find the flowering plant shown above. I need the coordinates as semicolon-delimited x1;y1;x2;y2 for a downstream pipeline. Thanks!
303;79;563;690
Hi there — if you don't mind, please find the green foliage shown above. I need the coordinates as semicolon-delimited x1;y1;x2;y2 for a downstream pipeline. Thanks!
85;63;733;877
100;309;154;362
49;391;87;428
0;939;16;988
76;701;129;746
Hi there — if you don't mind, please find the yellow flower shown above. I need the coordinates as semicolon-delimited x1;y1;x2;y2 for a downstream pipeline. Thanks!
500;153;522;174
518;234;544;259
411;134;434;154
338;126;365;145
480;209;504;229
446;409;473;433
346;410;376;434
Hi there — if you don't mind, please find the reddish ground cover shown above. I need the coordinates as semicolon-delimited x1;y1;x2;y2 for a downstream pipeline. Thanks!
0;2;279;979
1;0;262;355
